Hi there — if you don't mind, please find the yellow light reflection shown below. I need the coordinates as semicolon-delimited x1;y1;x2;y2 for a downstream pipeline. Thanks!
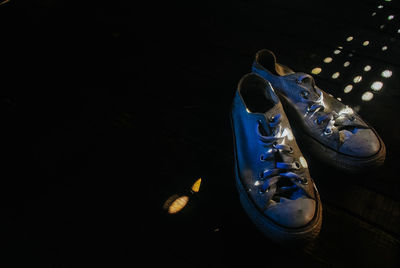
381;70;392;78
167;196;189;214
323;57;333;63
191;178;202;193
311;67;322;75
382;46;388;51
346;36;353;42
353;76;362;83
363;41;370;46
344;85;353;93
332;72;340;79
334;49;341;54
361;91;374;101
163;194;179;210
371;81;383;91
364;65;371;72
343;61;350;67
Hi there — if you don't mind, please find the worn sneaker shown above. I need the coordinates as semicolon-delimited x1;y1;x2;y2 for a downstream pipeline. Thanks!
231;73;322;244
252;49;386;173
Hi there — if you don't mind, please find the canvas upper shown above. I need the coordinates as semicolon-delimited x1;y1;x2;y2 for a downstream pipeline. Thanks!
252;49;383;159
231;73;320;228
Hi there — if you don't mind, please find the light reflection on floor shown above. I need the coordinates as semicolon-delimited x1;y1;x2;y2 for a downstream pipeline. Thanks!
307;2;399;107
163;178;202;214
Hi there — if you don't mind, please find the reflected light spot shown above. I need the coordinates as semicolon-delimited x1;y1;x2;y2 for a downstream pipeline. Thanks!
246;108;251;113
163;195;179;211
344;84;353;93
398;29;400;33
337;97;342;101
334;49;341;54
378;5;383;9
363;65;371;72
348;53;354;57
388;15;394;20
380;25;385;29
382;46;388;51
371;81;383;91
311;67;322;75
299;156;308;168
323;57;333;63
282;128;294;141
363;41;370;46
167;196;189;214
353;76;362;83
361;91;374;101
346;36;353;42
372;12;376;16
191;178;202;193
339;106;354;115
332;72;340;79
381;70;392;78
343;61;350;67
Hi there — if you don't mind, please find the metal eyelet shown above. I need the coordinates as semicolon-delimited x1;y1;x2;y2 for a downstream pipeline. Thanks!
288;146;294;154
260;155;266;162
293;161;301;169
296;177;308;185
258;187;269;194
324;128;333;135
314;118;321;125
301;177;309;185
268;116;275;122
300;91;309;99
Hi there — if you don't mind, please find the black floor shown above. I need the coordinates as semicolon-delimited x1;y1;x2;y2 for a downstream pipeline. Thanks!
1;0;400;267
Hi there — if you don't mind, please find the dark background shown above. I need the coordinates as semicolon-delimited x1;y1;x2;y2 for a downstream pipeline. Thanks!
0;0;399;267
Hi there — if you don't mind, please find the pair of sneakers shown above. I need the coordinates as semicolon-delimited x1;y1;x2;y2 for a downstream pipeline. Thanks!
231;49;386;244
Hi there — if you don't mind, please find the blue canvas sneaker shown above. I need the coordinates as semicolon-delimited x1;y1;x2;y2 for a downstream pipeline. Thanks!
252;49;386;173
231;73;322;244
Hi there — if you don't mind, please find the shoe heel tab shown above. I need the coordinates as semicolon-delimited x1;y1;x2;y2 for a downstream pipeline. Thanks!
254;49;279;75
255;48;276;63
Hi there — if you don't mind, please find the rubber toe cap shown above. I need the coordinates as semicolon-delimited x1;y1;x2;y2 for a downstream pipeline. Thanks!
339;128;380;157
264;198;316;229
